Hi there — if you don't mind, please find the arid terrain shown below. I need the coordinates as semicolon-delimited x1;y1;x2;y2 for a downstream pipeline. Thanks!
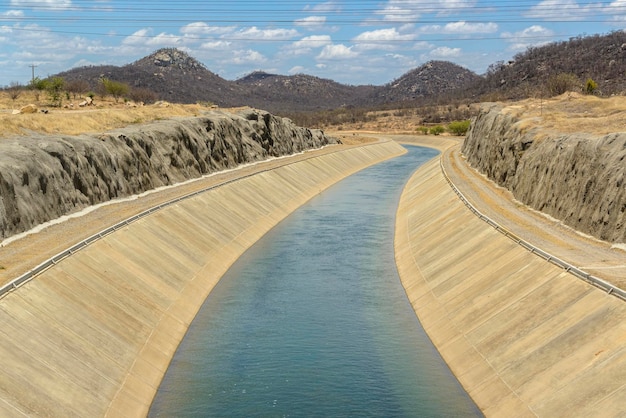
5;90;626;139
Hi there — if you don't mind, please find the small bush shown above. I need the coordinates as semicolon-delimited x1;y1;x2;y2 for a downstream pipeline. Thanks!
129;87;158;104
447;120;471;136
547;73;580;96
418;126;429;135
429;125;445;136
100;78;129;102
585;78;598;95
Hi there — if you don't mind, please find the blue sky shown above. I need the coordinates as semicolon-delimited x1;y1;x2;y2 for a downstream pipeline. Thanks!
1;0;624;87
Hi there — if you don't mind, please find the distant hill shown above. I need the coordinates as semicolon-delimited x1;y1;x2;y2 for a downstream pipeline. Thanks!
57;49;246;106
374;61;482;103
469;30;626;100
55;48;480;112
54;31;626;112
235;71;378;112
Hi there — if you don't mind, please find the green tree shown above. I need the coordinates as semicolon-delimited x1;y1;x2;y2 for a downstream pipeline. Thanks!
46;76;65;107
29;76;49;101
429;125;445;136
585;78;598;95
447;120;471;136
100;78;129;102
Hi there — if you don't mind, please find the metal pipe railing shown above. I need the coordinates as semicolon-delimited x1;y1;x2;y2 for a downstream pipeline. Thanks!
0;141;389;299
439;152;626;302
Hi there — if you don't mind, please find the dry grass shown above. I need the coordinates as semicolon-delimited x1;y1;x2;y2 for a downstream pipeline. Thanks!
4;89;626;140
502;92;626;136
0;91;208;138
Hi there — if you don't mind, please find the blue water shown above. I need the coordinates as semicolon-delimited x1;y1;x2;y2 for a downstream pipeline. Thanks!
149;146;482;417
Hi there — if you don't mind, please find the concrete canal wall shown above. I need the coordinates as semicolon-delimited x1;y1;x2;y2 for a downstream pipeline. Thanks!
0;140;405;417
395;156;626;417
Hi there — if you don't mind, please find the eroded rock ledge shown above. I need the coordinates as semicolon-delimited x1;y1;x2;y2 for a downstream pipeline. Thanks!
0;108;338;240
462;103;625;243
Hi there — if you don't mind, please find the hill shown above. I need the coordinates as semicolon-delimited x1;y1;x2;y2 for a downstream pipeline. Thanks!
468;30;626;100
55;48;480;112
374;61;482;103
235;71;377;112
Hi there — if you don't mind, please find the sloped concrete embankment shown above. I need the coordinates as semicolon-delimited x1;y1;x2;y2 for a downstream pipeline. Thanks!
0;108;337;241
462;103;625;243
395;158;626;417
0;141;405;418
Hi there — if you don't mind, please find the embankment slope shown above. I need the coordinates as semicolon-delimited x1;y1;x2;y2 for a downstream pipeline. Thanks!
0;108;337;241
396;141;626;416
0;140;406;417
462;102;625;244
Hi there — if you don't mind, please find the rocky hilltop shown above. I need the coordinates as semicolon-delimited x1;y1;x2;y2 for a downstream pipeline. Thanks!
0;109;338;240
462;102;625;243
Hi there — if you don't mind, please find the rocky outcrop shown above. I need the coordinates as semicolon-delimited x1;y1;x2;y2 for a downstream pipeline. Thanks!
0;109;338;240
462;103;625;243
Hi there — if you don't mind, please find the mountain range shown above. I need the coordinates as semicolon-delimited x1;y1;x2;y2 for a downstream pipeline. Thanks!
56;30;626;113
56;48;480;112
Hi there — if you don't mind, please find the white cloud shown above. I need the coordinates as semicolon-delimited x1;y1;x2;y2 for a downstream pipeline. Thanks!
3;10;24;16
230;49;266;65
289;65;306;74
421;21;498;34
122;29;182;47
428;46;462;58
295;16;327;29
353;28;417;50
501;25;555;51
200;40;232;50
375;0;477;22
293;35;332;48
305;2;342;13
180;22;236;36
10;0;72;9
526;0;594;21
354;28;416;42
237;26;299;40
317;44;358;60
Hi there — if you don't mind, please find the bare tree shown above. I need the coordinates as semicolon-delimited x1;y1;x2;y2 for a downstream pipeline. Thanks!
7;81;22;101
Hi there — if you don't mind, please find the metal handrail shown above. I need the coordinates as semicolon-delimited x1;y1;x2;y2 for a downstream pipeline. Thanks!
0;141;389;299
439;153;626;302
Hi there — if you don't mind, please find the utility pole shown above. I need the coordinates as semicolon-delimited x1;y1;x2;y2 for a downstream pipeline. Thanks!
29;64;38;85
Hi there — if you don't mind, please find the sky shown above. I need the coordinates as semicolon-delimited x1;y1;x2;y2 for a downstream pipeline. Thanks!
1;0;625;87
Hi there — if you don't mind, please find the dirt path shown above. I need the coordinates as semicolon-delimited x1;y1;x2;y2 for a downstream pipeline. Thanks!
3;133;623;293
442;142;626;291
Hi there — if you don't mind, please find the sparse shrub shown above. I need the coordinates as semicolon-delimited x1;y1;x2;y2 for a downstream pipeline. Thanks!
546;73;580;96
130;87;158;104
46;76;65;107
418;126;429;135
29;77;48;101
585;78;598;95
100;78;129;102
7;81;22;101
429;125;445;135
66;79;90;99
447;120;471;136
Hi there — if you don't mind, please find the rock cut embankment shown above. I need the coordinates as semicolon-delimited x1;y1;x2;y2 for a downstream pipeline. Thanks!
462;103;625;243
0;108;338;240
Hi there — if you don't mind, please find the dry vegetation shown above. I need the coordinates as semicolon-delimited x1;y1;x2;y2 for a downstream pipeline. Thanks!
0;91;207;138
502;92;626;136
3;89;626;141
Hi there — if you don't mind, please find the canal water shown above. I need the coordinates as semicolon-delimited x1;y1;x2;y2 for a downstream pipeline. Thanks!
149;145;482;417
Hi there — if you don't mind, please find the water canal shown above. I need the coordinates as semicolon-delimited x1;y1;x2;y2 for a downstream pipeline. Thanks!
149;145;482;417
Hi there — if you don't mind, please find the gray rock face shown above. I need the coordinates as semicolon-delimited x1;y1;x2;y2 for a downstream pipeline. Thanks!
462;103;625;243
0;109;338;240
